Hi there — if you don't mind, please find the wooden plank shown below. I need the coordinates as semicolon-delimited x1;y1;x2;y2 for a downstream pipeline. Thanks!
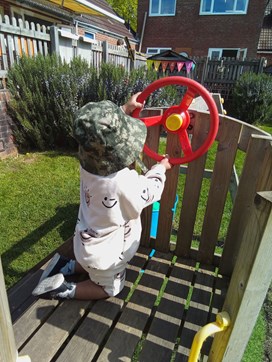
209;274;229;321
220;136;272;275
19;299;92;362
96;252;172;361
175;112;209;257
140;109;162;247
14;298;59;348
6;34;14;66
198;116;241;264
0;33;8;70
0;257;17;362
155;133;181;252
175;265;216;361
8;270;43;322
8;238;74;321
210;192;272;362
238;121;270;152
56;297;124;362
55;250;149;361
139;259;196;361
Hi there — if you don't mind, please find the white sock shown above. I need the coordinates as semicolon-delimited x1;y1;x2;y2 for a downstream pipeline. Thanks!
57;282;76;299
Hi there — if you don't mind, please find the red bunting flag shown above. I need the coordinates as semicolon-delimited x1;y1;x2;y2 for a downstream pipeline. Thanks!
177;62;184;72
169;61;176;72
162;61;168;72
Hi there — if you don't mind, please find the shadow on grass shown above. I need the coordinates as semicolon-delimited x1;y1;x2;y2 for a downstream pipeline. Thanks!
2;203;78;282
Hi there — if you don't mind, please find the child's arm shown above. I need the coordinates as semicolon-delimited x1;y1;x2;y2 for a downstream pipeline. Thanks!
142;157;172;208
121;92;144;115
158;157;172;171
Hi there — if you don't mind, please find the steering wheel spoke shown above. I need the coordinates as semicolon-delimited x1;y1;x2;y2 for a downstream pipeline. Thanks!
140;114;163;127
179;130;193;156
178;89;197;113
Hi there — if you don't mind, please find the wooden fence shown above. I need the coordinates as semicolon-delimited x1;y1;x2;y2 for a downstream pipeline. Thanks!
192;56;265;101
0;14;146;88
0;14;266;97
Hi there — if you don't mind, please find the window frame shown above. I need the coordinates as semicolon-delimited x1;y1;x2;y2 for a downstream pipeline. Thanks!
149;0;176;17
208;47;247;60
146;47;172;55
200;0;249;15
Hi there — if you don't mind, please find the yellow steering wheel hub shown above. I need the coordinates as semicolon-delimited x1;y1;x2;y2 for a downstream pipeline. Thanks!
165;113;183;131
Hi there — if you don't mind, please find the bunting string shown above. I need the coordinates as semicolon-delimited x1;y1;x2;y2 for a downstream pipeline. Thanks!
146;60;195;73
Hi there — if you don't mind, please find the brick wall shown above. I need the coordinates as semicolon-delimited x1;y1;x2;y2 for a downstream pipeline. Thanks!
137;0;266;59
0;90;17;159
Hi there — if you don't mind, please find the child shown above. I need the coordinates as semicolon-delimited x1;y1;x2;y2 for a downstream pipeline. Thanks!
32;93;172;300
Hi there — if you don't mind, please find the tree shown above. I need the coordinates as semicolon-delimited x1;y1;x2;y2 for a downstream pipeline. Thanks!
106;0;138;31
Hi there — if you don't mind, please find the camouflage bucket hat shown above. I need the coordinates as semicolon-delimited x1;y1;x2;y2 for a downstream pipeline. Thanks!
73;100;147;176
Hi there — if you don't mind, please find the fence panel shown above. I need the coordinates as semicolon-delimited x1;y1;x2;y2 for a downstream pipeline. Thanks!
0;15;50;86
0;13;264;95
0;16;146;88
192;57;265;101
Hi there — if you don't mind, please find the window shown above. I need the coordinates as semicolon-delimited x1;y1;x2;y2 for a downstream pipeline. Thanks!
147;47;171;55
0;6;4;17
85;32;95;40
208;48;247;60
149;0;176;16
200;0;249;15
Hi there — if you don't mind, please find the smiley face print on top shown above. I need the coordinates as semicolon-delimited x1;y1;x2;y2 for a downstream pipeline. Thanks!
102;196;118;209
140;187;154;205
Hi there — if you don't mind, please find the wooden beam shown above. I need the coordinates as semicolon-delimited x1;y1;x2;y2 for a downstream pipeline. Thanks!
0;257;31;361
209;192;272;361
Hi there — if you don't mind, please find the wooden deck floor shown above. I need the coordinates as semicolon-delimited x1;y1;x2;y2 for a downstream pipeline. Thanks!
9;247;229;362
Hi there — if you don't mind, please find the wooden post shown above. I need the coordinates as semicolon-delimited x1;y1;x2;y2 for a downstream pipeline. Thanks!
209;191;272;361
102;41;108;63
0;257;31;362
50;26;59;55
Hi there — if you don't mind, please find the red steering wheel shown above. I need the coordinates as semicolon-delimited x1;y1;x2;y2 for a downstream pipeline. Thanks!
132;76;219;165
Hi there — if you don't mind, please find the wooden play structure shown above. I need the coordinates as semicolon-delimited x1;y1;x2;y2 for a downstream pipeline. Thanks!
1;81;272;361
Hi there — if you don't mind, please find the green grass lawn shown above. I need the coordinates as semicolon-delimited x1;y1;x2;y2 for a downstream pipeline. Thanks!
0;122;271;359
0;151;80;288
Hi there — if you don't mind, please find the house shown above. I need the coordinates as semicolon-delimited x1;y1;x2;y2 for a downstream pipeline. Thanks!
258;0;272;68
0;0;137;48
0;0;141;160
137;0;267;60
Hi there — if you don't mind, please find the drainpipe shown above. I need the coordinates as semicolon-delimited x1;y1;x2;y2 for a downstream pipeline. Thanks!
188;311;231;362
138;11;147;53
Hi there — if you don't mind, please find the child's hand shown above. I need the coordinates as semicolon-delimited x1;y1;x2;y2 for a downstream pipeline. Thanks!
160;156;172;170
121;92;144;115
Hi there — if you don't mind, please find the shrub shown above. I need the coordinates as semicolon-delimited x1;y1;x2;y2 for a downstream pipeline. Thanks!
231;72;272;125
7;55;180;151
7;54;97;150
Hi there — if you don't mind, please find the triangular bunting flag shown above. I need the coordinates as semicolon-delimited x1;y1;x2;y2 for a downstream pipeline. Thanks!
162;61;168;72
186;61;193;73
147;60;153;70
169;61;176;72
154;61;161;71
177;62;184;72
